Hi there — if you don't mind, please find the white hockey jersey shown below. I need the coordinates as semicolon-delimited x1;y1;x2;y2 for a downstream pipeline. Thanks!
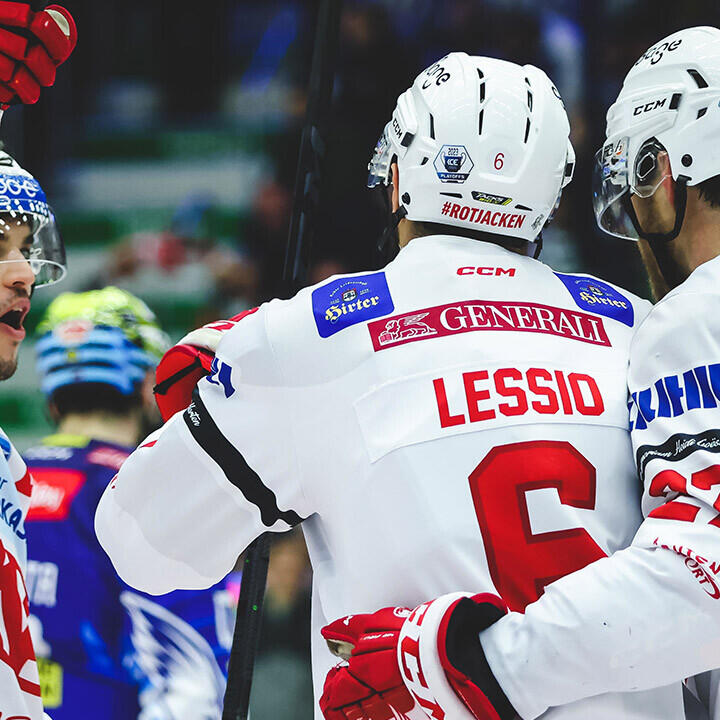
0;428;43;720
481;253;720;720
96;235;683;718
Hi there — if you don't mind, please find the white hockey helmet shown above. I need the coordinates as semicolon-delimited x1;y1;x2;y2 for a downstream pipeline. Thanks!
594;26;720;241
368;52;575;252
0;150;65;287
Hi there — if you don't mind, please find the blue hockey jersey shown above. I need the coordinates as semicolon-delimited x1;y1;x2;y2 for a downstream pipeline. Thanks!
23;434;234;719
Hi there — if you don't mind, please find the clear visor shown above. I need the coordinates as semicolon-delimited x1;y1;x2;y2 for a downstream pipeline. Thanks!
367;125;393;189
592;136;671;241
0;208;66;288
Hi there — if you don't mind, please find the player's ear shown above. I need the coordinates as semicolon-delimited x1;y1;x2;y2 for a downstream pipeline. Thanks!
391;162;400;213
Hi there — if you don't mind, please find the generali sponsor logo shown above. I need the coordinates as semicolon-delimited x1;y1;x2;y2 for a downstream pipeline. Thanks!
368;300;610;352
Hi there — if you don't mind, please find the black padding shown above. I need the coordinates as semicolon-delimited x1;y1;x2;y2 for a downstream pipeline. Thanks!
183;389;303;528
444;598;518;720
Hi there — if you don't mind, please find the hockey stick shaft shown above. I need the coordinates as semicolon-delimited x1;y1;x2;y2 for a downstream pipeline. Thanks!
221;2;343;718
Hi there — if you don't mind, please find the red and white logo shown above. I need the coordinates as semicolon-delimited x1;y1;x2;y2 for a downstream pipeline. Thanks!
368;300;610;352
87;446;130;471
26;468;85;522
377;313;437;347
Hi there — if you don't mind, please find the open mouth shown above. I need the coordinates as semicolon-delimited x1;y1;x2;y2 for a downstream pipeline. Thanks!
0;309;23;330
0;301;29;333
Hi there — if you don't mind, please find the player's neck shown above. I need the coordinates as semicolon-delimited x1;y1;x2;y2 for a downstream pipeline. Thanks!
56;411;140;448
671;190;720;276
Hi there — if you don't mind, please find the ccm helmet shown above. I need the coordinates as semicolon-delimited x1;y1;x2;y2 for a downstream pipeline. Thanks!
35;287;169;398
594;26;720;243
368;52;575;257
0;150;65;287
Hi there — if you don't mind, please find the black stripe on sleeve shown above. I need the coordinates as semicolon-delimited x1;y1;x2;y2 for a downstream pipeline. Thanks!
183;389;303;528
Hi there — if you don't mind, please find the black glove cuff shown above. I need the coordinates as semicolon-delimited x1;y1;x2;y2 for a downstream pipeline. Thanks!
444;598;518;720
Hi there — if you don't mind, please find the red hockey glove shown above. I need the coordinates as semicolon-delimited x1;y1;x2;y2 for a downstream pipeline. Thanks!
0;1;77;106
320;606;424;720
321;593;517;720
153;308;258;422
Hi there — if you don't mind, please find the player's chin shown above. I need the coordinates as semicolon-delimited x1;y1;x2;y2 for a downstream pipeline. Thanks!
0;335;20;380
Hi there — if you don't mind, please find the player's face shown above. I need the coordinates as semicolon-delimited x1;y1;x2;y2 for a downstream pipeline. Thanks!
0;221;34;380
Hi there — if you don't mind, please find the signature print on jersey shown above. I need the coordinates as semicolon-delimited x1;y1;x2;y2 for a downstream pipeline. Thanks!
312;272;394;338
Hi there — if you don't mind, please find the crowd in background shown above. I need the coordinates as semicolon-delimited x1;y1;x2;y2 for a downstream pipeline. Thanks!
5;1;720;716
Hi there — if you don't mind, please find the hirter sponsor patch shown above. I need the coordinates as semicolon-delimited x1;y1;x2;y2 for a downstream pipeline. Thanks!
555;273;634;327
313;272;394;338
368;300;610;351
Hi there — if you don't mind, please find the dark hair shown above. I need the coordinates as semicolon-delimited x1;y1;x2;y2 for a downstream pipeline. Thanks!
51;383;141;419
697;174;720;209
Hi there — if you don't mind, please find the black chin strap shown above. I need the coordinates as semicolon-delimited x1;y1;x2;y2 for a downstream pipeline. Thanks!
374;179;407;264
625;177;690;290
377;206;407;257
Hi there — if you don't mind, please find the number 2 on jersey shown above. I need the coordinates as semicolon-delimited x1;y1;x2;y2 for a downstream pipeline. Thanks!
469;440;606;612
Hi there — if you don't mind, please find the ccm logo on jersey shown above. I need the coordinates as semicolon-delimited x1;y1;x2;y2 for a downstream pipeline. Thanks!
433;367;604;428
368;299;609;351
457;267;516;277
629;363;720;431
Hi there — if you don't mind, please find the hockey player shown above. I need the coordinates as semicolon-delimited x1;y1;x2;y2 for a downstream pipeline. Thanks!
308;27;720;720
0;153;66;720
95;54;682;719
24;287;234;719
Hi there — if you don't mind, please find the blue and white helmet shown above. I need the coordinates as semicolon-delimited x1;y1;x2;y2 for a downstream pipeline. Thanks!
0;150;65;287
35;287;169;398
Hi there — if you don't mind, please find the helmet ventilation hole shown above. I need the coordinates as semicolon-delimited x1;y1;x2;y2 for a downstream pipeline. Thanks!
697;107;708;119
688;68;709;88
429;113;435;139
524;118;531;143
669;93;682;110
420;157;429;166
477;68;486;103
527;90;533;111
478;109;484;135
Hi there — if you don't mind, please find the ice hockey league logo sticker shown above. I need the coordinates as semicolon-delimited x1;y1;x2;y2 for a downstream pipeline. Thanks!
312;272;394;338
434;144;474;183
554;272;634;327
